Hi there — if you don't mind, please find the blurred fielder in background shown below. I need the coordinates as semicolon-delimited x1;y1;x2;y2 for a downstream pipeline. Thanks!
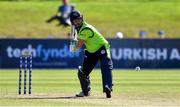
46;0;74;27
69;10;113;98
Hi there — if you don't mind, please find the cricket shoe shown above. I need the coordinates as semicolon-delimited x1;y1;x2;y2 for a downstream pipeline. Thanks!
75;91;90;97
105;85;111;98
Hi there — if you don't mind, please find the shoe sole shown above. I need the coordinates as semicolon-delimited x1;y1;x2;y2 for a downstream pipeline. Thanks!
76;95;84;97
75;93;90;97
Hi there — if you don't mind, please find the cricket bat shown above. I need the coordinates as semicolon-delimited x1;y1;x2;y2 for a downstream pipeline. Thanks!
69;25;78;52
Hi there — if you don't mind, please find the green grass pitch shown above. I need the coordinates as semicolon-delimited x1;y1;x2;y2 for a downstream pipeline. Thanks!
0;69;180;106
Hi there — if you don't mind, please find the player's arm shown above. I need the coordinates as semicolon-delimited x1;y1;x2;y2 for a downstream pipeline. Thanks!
76;39;85;48
75;28;93;49
70;28;93;52
70;39;84;52
57;6;62;16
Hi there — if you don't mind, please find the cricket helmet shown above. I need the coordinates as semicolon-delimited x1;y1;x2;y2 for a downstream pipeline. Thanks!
70;10;83;24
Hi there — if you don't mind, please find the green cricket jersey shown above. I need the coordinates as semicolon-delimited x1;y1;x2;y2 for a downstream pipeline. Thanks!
77;22;110;56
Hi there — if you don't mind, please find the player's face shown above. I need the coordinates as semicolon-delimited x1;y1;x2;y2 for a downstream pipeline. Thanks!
72;18;83;28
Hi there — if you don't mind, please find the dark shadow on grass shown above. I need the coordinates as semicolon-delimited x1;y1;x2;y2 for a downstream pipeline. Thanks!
18;96;77;99
18;96;106;99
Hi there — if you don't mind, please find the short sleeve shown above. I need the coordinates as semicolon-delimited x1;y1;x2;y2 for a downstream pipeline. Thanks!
79;28;94;40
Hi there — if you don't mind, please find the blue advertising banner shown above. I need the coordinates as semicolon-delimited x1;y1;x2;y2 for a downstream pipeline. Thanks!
0;39;83;68
109;39;180;68
0;39;180;69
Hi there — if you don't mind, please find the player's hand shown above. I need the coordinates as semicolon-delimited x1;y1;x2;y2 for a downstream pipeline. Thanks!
69;39;78;52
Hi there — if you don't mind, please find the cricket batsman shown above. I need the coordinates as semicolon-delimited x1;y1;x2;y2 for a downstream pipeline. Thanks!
69;10;113;98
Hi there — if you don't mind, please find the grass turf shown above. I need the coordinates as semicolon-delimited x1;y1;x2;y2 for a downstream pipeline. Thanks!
0;0;180;38
0;69;180;106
